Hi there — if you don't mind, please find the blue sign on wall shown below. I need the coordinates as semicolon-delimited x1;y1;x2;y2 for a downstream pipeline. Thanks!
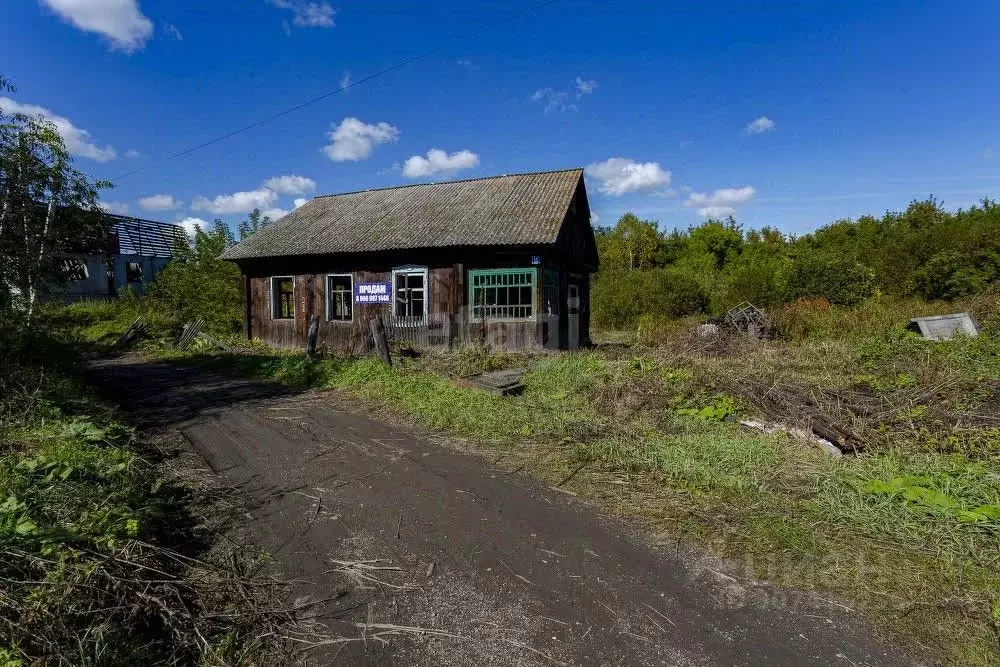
355;282;391;304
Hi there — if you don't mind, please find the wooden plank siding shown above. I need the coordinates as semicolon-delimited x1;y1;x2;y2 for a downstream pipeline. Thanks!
247;263;545;352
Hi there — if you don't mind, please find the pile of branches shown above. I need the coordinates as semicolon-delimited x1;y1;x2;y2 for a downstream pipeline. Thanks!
0;539;330;665
722;374;942;454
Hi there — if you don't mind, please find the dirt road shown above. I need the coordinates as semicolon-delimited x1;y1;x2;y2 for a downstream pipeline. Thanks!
87;354;913;666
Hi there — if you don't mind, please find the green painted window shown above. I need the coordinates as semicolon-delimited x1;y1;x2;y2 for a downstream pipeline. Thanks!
469;268;536;320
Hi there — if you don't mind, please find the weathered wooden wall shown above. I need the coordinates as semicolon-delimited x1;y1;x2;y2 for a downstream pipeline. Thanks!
248;262;547;351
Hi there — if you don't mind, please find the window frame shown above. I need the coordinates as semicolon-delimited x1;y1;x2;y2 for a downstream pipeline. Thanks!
125;261;143;283
325;273;354;323
62;257;90;282
468;268;537;322
391;266;429;322
270;276;295;320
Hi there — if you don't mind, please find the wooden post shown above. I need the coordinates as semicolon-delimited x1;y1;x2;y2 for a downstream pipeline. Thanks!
370;315;392;366
305;314;319;356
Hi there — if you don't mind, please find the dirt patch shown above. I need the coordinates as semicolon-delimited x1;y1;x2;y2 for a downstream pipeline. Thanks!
86;354;916;665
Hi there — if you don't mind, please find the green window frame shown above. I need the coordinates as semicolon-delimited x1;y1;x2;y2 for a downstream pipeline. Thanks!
469;268;536;320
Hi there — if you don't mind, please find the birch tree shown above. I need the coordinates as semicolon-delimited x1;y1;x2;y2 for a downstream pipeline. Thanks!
0;77;111;316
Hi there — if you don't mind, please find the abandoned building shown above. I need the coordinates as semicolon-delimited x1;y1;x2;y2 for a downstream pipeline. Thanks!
221;168;599;350
56;214;188;301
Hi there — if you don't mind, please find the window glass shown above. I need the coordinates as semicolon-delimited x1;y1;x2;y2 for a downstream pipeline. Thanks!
469;269;535;319
393;270;426;319
126;262;143;283
272;277;294;319
327;274;353;321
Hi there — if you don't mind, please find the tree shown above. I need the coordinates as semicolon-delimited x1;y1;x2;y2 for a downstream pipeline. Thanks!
596;213;661;271
0;78;111;316
147;222;242;332
237;208;271;240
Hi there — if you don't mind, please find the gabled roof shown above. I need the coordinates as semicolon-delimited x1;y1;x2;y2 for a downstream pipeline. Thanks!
221;168;585;261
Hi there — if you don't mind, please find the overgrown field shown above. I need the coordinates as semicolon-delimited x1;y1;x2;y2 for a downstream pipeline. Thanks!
0;316;305;665
62;296;1000;664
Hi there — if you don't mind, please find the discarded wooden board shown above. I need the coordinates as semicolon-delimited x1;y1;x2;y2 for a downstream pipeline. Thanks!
463;367;527;396
738;418;843;457
174;319;205;350
724;302;768;338
907;313;978;340
116;316;147;348
195;331;236;353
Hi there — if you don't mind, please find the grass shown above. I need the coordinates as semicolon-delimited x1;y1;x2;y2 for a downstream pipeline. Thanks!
0;316;309;665
64;295;1000;664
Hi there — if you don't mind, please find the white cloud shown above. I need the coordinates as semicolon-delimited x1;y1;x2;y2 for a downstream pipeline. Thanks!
586;158;671;197
0;97;116;162
164;23;182;40
402;149;479;179
457;58;473;69
99;201;129;215
575;77;598;96
531;88;576;114
985;147;994;160
323;117;399;162
746;116;775;134
590;211;600;225
339;70;351;88
263;174;316;195
40;0;153;52
266;0;335;28
696;205;736;218
533;76;598;113
192;188;277;215
260;207;289;221
138;194;181;211
178;217;208;239
125;148;141;159
293;198;309;208
685;186;756;218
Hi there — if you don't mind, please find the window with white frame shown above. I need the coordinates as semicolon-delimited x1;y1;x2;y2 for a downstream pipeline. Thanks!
326;274;353;322
271;276;294;319
392;267;427;320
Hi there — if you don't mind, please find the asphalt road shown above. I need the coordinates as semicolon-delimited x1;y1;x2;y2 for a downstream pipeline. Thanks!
86;354;914;666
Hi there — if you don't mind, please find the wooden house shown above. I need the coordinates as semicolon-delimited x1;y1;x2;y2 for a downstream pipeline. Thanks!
220;168;599;351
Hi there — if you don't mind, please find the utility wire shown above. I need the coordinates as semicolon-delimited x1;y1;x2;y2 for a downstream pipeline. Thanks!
111;0;562;182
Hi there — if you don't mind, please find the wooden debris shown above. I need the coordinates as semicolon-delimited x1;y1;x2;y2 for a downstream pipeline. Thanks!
115;316;147;348
463;367;527;396
724;301;769;338
195;331;235;353
174;319;205;350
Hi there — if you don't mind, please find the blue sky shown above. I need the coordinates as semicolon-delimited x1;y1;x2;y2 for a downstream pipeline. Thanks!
3;0;999;237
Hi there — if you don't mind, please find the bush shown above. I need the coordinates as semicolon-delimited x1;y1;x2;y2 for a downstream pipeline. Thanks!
786;254;876;306
914;250;1000;301
592;268;708;329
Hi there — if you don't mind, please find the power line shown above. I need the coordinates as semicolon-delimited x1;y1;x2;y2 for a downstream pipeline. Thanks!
111;0;562;182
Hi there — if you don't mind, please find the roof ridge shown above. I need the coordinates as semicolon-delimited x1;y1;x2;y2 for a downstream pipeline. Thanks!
313;167;584;199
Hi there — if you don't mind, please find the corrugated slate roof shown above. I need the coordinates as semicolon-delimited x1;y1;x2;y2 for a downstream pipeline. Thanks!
221;168;584;260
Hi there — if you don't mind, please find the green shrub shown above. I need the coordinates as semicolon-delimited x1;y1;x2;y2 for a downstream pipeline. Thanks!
786;253;876;306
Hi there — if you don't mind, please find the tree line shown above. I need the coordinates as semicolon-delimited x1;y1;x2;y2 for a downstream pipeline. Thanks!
591;198;1000;329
